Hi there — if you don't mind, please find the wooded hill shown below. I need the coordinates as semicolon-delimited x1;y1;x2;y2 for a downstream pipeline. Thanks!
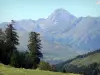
56;49;100;75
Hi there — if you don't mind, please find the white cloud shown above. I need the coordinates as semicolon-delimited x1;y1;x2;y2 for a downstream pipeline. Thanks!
96;1;100;4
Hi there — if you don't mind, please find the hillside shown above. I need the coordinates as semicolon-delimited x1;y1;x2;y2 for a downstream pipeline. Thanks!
56;49;100;72
0;64;79;75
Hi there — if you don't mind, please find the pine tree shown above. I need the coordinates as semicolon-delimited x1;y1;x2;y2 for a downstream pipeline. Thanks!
5;20;19;64
0;28;6;63
28;32;43;69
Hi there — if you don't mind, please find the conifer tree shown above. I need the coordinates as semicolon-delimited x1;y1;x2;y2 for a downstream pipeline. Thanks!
28;32;43;69
5;20;19;64
0;29;6;63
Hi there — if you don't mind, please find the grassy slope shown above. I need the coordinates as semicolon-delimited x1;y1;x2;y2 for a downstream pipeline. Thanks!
56;50;100;72
69;52;100;66
0;64;79;75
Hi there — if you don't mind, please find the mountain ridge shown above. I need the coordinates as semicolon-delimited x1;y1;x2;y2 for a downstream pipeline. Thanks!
0;8;100;63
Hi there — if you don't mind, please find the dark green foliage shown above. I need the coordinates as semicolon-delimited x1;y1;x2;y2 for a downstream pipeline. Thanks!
28;32;43;58
18;51;26;68
24;52;34;68
28;32;43;69
0;39;6;63
10;51;20;67
62;69;66;73
10;51;31;68
5;23;19;51
9;50;37;69
61;63;100;75
0;21;43;69
4;21;19;65
0;29;6;63
38;61;52;71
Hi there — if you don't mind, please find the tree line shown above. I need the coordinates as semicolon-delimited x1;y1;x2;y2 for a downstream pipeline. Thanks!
62;63;100;75
0;21;43;69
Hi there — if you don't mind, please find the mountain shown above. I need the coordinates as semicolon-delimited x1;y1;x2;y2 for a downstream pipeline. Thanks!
37;9;100;52
55;49;100;72
62;17;100;50
42;9;77;34
0;20;78;64
0;8;100;64
0;22;9;29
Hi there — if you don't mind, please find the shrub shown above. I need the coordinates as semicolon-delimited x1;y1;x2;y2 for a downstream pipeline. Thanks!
38;61;52;71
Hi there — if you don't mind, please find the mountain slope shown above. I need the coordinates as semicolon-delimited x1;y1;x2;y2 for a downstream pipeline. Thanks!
63;17;100;50
43;8;77;35
56;49;100;72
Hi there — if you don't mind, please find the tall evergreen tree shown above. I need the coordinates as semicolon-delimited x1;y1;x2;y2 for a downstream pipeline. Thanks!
0;29;6;63
5;20;19;64
28;32;43;69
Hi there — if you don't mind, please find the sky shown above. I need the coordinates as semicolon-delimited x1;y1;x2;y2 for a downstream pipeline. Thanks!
0;0;100;23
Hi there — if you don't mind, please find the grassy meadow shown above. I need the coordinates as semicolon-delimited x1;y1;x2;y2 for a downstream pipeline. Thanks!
0;64;80;75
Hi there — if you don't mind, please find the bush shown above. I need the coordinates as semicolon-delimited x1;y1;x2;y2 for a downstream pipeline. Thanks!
38;61;52;71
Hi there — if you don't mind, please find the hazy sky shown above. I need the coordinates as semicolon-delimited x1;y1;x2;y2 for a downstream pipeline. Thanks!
0;0;100;23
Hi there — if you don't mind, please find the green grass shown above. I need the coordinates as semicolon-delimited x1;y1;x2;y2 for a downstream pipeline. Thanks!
70;52;100;66
0;64;80;75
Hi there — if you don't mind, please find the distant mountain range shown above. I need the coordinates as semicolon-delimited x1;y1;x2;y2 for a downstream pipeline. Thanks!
0;8;100;63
